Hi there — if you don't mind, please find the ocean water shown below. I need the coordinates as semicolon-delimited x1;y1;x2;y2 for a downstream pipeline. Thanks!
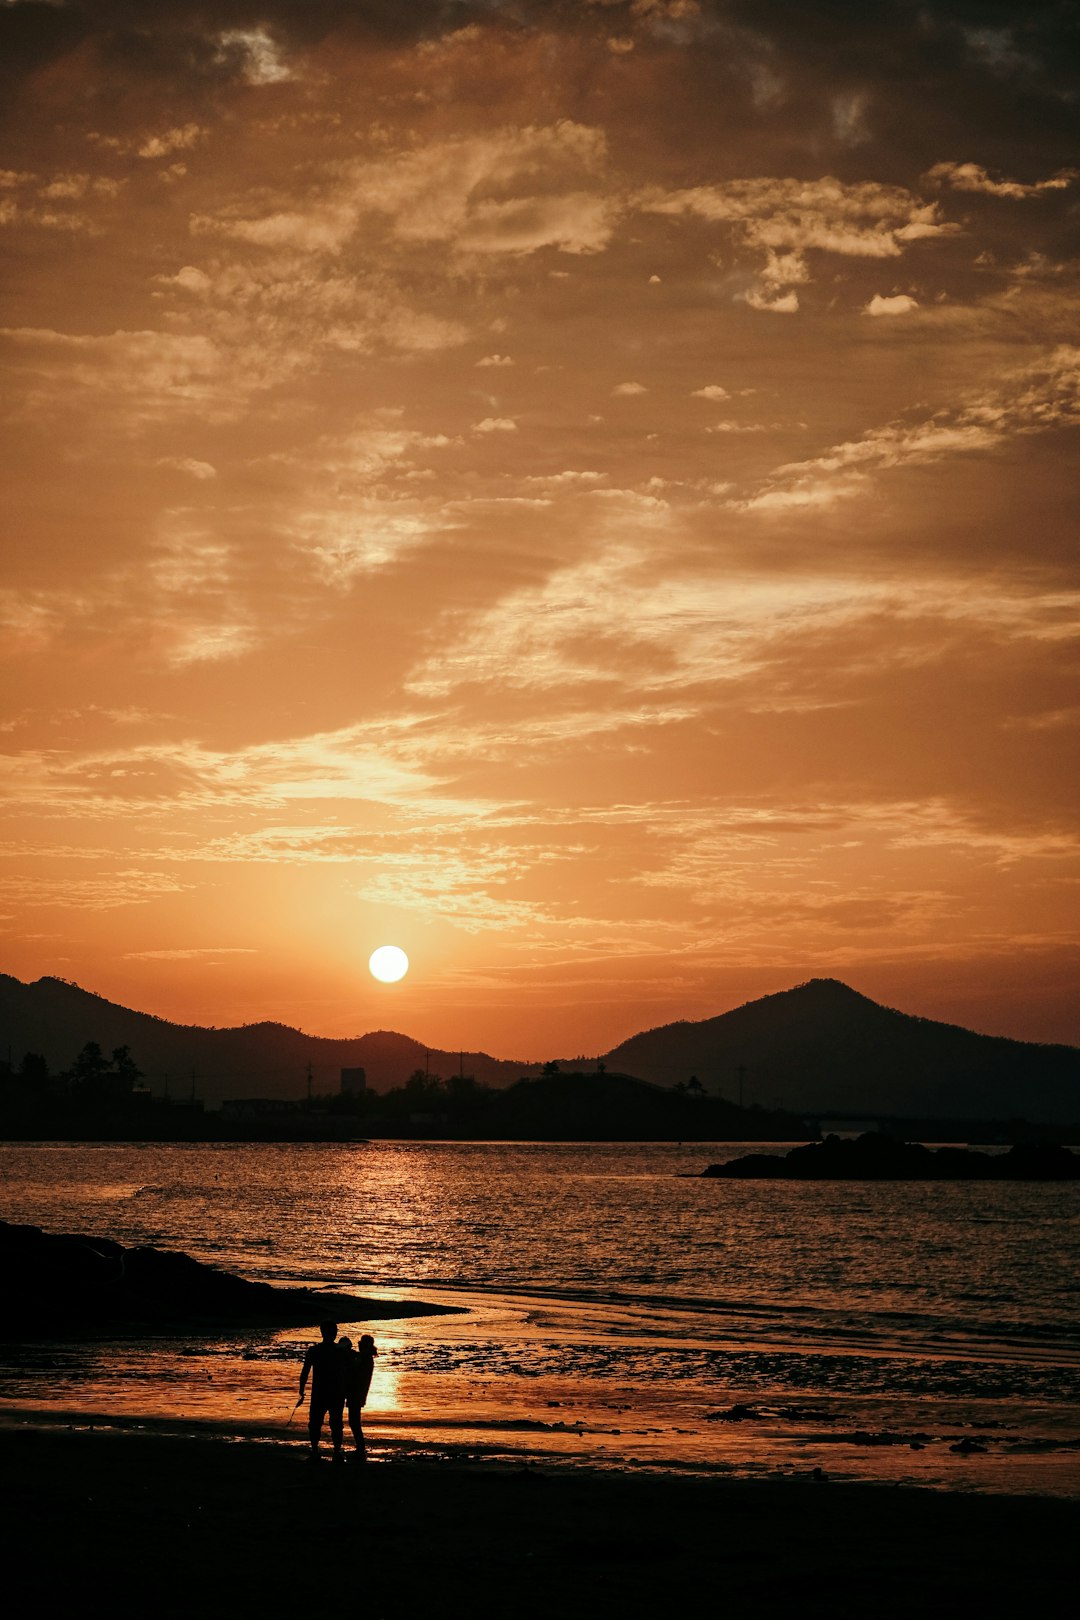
1;1140;1078;1496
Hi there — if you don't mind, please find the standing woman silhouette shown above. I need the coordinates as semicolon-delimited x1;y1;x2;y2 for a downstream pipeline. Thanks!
339;1332;377;1461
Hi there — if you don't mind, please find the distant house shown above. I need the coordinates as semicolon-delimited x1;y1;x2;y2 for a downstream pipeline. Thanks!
340;1066;366;1095
221;1098;302;1120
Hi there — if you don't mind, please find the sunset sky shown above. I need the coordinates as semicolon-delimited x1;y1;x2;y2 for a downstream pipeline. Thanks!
2;1;1079;1056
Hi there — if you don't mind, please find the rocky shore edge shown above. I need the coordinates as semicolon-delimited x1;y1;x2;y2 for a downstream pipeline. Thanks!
0;1218;462;1334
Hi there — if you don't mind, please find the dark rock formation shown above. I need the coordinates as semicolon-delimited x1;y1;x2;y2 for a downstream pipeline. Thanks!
0;1219;461;1334
700;1132;1080;1180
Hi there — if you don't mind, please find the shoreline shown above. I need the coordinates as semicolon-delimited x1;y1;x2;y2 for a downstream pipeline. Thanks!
2;1423;1077;1616
4;1401;1078;1502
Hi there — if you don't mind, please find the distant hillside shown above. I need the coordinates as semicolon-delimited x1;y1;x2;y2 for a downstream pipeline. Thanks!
477;1071;806;1141
0;975;533;1104
603;978;1080;1122
3;972;1078;1123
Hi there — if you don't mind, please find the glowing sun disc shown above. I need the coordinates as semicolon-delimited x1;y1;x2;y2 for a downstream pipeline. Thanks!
369;945;409;983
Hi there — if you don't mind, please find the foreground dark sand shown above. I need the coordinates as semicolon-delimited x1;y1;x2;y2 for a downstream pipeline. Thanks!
1;1428;1076;1618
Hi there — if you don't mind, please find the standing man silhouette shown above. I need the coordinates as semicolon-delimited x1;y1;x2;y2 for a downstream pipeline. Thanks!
298;1320;346;1462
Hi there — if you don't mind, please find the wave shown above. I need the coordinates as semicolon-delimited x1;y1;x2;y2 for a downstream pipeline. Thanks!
319;1275;1080;1358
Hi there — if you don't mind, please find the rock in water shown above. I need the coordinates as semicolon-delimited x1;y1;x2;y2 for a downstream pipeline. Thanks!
700;1133;1080;1180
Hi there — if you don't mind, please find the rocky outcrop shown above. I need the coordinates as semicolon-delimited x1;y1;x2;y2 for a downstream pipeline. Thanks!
700;1132;1080;1179
0;1220;460;1334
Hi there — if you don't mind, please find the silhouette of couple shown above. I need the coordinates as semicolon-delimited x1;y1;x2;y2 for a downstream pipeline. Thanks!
298;1321;376;1462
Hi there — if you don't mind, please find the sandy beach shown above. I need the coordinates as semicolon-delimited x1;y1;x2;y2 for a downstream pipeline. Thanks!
2;1422;1076;1618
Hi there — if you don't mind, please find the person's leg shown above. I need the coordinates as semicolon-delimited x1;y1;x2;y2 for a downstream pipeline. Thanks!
329;1400;345;1457
308;1400;326;1456
351;1409;366;1462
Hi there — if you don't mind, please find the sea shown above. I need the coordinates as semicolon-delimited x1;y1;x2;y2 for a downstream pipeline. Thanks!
2;1140;1078;1497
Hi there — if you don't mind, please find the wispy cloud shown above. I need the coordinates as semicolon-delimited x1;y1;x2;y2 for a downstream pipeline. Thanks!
743;345;1080;510
925;161;1077;199
2;2;1079;1045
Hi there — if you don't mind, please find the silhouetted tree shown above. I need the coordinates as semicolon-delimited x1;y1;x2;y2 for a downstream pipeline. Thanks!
68;1042;110;1093
111;1046;143;1092
66;1042;144;1104
445;1073;482;1104
402;1070;445;1109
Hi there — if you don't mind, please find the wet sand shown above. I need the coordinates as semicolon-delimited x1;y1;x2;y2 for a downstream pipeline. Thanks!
2;1426;1075;1617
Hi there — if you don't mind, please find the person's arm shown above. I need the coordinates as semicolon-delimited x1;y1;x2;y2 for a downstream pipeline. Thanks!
298;1347;313;1402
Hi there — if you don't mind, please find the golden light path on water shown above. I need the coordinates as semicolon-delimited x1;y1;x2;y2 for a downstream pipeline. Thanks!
0;1143;1078;1496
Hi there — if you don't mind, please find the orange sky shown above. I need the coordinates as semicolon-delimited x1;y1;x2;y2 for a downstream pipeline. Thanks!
2;2;1079;1056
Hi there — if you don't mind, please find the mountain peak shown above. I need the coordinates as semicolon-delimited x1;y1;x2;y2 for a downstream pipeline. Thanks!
785;978;872;1002
604;978;1079;1120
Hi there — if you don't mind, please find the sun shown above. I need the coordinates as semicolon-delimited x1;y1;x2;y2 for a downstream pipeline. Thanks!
369;945;409;983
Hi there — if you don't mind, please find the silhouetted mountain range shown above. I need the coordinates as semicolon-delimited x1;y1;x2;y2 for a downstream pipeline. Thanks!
0;974;531;1101
606;979;1080;1122
2;972;1078;1122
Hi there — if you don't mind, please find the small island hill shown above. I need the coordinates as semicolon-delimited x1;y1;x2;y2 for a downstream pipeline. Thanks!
701;1133;1080;1180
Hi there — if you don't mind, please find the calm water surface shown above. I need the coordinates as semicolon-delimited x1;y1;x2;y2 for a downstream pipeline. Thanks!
2;1141;1078;1495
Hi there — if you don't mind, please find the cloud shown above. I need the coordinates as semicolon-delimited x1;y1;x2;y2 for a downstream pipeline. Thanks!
123;947;257;960
457;190;616;255
642;176;954;259
641;175;959;306
864;294;919;315
21;253;469;423
156;457;217;479
3;722;448;819
743;345;1080;511
0;166;122;233
216;28;292;86
190;206;355;254
352;122;615;256
2;1;1079;1046
612;381;647;395
1;326;226;418
355;848;555;932
288;499;435;586
38;173;123;202
925;162;1077;200
0;872;190;911
745;288;799;314
135;124;207;160
195;122;616;262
